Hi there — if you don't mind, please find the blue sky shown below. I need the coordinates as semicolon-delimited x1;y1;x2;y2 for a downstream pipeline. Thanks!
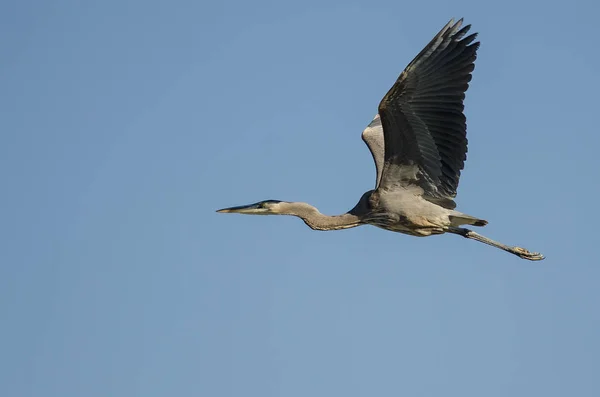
1;0;599;396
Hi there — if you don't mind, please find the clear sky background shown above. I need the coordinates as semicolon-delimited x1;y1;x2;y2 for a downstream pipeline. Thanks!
2;0;599;396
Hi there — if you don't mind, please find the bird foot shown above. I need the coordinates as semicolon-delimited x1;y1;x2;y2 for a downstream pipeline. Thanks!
513;247;545;261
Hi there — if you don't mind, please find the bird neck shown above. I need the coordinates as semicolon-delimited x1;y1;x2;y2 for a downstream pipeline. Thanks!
279;202;362;231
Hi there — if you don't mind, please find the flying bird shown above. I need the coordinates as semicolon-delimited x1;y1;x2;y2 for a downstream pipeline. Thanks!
217;19;544;261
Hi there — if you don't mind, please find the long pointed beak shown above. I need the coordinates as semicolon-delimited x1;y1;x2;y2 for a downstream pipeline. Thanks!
216;203;264;214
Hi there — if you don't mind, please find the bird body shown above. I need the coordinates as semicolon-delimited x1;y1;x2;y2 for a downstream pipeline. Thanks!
217;19;544;261
367;188;480;237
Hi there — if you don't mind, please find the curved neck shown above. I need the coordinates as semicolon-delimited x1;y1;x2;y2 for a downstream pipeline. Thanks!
279;202;361;231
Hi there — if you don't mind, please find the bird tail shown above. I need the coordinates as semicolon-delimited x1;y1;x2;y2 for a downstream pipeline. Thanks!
449;213;488;227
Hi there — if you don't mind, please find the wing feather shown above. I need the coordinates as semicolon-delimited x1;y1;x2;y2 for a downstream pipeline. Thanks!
377;18;479;201
361;115;385;188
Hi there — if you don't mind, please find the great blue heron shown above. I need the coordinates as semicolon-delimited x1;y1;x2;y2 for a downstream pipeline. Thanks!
217;19;544;261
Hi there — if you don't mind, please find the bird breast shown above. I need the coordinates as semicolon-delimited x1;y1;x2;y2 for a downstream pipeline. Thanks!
376;188;452;236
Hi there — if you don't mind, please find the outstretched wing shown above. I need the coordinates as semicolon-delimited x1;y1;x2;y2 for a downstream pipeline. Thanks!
361;114;385;188
377;18;479;202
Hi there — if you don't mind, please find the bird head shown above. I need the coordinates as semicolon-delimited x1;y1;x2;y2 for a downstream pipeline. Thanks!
216;200;285;215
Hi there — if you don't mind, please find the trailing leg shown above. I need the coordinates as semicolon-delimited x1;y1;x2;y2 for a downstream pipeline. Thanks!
447;227;545;261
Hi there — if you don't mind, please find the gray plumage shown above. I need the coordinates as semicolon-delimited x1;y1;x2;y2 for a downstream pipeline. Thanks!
217;19;544;261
